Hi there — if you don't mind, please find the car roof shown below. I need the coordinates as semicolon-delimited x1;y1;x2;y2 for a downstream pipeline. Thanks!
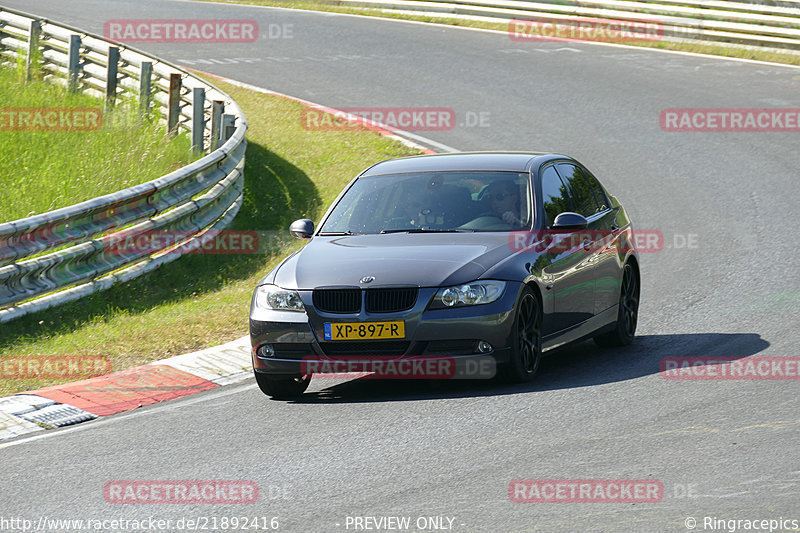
359;151;572;176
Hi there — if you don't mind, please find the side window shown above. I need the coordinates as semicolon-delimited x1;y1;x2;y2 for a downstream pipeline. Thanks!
540;165;573;227
583;168;610;212
556;163;600;218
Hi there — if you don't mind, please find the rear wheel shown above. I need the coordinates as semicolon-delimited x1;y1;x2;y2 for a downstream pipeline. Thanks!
594;262;639;347
254;372;311;399
500;286;542;383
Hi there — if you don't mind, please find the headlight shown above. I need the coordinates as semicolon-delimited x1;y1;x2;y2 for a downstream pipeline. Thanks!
254;284;305;312
430;280;506;309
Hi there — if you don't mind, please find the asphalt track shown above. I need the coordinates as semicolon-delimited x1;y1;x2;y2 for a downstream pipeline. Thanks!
1;1;799;531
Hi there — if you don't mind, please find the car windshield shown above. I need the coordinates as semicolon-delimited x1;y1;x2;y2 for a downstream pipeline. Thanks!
319;171;531;234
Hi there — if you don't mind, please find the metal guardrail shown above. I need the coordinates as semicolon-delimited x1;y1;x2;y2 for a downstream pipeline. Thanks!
327;0;800;51
0;7;247;323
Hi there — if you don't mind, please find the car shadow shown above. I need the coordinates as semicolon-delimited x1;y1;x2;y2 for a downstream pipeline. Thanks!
286;332;770;404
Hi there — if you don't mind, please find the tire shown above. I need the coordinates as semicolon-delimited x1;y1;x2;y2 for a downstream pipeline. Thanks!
254;372;311;399
594;262;639;347
499;286;542;383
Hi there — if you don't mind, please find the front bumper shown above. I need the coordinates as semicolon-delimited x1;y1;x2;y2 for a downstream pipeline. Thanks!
249;282;522;378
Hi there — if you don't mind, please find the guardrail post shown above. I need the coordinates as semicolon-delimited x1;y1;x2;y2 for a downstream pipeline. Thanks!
139;61;152;116
168;73;181;135
221;114;236;143
210;100;224;151
68;34;81;93
191;87;205;152
26;20;41;82
106;46;120;108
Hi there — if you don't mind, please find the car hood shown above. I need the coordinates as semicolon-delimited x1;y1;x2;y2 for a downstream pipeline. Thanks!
272;233;516;289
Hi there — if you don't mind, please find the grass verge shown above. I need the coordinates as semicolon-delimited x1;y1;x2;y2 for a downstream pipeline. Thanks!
0;65;196;221
192;0;800;67
0;74;420;396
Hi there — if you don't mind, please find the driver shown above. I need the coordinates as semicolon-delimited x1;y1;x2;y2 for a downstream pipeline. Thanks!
388;186;431;228
484;180;523;227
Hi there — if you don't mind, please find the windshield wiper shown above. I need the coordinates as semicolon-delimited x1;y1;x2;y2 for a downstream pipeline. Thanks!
317;230;361;236
380;228;475;234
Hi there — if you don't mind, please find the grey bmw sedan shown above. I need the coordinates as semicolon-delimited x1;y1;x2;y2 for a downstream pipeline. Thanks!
250;152;640;398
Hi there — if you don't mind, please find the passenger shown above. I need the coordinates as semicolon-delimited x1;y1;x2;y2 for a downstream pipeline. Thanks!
484;180;523;226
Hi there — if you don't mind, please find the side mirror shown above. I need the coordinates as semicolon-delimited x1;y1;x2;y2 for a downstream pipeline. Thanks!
289;219;314;239
552;212;588;230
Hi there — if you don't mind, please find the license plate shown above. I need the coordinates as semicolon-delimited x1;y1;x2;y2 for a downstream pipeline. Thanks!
323;321;405;341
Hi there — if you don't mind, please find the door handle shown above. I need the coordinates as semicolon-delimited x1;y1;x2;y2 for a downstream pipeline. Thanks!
583;239;593;251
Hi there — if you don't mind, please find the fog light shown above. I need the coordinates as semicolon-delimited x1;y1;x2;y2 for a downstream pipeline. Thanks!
257;344;275;359
477;341;492;353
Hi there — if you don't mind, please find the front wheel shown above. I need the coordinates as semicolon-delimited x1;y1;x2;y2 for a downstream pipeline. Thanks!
254;372;311;399
499;286;542;383
594;262;639;347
